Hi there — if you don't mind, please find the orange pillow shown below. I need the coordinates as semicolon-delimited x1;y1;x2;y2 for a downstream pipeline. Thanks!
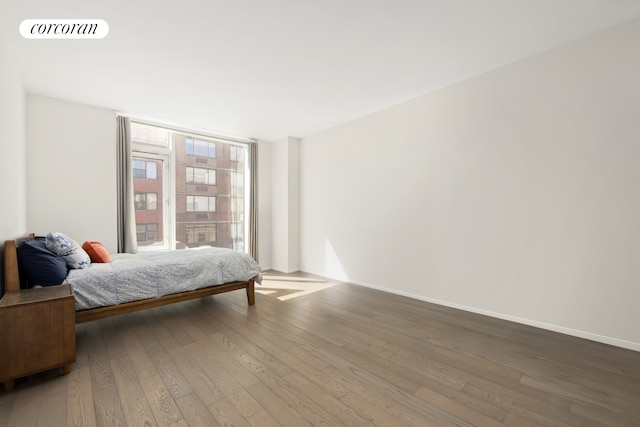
82;241;111;263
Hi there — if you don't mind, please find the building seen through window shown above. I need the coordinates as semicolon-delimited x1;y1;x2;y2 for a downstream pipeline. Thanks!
131;123;249;251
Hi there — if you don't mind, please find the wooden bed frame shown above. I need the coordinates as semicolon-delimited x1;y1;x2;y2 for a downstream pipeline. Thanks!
3;234;255;323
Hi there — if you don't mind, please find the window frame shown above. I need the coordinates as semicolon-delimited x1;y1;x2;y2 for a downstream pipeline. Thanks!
131;150;172;251
130;120;251;252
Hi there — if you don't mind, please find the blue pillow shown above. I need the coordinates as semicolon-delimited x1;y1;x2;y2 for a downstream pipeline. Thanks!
16;238;68;286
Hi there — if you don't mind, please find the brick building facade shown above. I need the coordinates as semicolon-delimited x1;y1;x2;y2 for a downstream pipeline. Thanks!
132;128;245;250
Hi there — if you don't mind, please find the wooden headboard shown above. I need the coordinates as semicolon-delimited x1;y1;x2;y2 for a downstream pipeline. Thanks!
3;233;35;293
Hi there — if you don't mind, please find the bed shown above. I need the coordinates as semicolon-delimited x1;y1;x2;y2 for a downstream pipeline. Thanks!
2;233;260;323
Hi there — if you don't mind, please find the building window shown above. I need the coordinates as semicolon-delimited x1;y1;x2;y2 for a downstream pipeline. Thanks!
186;195;216;212
186;224;216;244
186;167;216;185
230;146;243;162
137;224;158;242
134;192;157;210
230;171;243;188
186;138;216;158
133;159;157;179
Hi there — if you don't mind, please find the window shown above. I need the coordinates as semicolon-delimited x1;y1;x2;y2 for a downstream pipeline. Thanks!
134;192;157;210
136;224;158;242
186;167;216;185
130;122;251;251
230;146;243;162
186;195;216;212
133;159;157;179
186;138;216;158
186;224;216;244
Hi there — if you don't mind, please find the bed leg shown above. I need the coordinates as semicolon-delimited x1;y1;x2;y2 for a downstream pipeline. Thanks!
247;280;255;305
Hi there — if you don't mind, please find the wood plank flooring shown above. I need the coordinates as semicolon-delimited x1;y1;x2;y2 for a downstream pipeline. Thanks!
1;270;639;426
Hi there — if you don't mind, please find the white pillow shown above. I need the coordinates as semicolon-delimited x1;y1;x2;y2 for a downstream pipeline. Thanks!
45;231;91;269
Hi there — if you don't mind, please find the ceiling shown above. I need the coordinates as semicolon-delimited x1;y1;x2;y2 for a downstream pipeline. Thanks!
2;0;640;142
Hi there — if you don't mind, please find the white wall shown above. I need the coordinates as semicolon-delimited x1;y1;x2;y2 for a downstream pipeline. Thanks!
257;139;273;269
27;95;118;251
300;18;640;350
0;29;27;240
0;28;27;292
271;137;300;272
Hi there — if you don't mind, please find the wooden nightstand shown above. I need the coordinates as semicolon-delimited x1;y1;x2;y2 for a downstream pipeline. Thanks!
0;284;76;391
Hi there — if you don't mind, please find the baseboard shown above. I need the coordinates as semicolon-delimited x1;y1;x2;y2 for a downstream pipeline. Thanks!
301;269;640;353
266;267;300;274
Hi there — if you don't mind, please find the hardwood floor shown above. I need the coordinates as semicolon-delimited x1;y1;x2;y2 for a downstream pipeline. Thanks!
1;270;639;426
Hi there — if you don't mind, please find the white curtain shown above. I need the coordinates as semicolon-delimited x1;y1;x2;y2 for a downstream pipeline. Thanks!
116;116;138;253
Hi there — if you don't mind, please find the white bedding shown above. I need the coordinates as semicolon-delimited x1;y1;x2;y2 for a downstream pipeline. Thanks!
67;247;261;311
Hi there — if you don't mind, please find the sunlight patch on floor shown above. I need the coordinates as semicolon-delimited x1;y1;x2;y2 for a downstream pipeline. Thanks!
258;273;340;301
